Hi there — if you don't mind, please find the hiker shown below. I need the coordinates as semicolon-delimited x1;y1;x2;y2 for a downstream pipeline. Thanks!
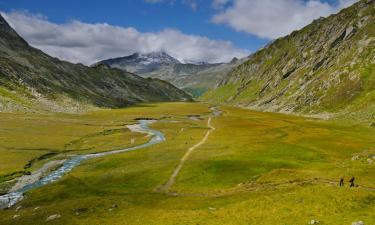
349;177;355;187
339;178;344;187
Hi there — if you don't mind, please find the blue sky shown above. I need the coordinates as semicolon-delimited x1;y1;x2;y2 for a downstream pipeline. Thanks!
0;0;268;51
0;0;357;64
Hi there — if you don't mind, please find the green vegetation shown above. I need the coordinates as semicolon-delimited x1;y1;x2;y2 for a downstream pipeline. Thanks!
0;15;191;113
202;0;375;122
183;87;208;98
201;83;241;103
0;2;374;225
0;103;373;225
0;103;208;180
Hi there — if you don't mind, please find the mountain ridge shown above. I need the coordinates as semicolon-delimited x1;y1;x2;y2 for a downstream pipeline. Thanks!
202;0;375;122
0;14;191;112
94;52;181;74
96;52;247;97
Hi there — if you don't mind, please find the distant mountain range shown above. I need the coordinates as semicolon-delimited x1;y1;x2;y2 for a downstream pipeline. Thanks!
95;52;247;97
0;15;191;112
202;0;375;122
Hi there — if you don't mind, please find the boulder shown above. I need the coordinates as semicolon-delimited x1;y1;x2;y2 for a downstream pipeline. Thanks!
352;221;364;225
46;214;61;222
351;155;360;161
345;25;356;39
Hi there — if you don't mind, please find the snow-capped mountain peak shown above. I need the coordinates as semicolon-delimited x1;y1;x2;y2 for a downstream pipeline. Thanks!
181;59;209;65
128;52;181;65
96;52;181;74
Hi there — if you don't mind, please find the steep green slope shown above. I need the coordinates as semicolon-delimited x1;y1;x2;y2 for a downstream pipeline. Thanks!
0;15;191;112
202;0;374;121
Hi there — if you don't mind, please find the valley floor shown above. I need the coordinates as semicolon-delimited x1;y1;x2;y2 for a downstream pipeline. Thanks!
0;102;374;225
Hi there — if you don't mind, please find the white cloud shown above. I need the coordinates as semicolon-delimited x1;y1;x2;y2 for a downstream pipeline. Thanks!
2;11;249;65
212;0;359;39
183;0;198;11
144;0;198;10
212;0;231;9
338;0;358;7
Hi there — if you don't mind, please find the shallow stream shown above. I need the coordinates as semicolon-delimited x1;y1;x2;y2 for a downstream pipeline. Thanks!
0;120;165;209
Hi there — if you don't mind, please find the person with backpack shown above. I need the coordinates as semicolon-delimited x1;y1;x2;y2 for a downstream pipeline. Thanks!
339;178;344;186
349;177;355;187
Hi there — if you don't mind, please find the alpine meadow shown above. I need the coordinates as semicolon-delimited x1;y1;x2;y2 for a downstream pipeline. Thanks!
0;1;374;225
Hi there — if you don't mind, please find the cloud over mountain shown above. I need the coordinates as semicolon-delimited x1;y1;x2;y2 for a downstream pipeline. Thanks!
2;11;249;65
212;0;358;39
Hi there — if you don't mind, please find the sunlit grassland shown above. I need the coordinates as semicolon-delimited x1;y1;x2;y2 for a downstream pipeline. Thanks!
0;103;374;225
0;102;209;180
174;106;375;193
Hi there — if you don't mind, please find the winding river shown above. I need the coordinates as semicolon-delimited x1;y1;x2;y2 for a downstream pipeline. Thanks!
0;120;165;209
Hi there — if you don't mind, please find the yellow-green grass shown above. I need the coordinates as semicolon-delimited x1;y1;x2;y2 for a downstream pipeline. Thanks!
174;106;375;193
0;102;210;180
0;103;374;225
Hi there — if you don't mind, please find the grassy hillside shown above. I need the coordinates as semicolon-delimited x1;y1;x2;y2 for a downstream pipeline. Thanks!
0;103;374;224
202;0;375;122
0;15;191;113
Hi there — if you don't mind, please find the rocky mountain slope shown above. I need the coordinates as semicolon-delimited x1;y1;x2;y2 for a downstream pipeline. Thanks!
0;15;191;112
96;52;246;97
96;52;181;74
202;0;375;121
